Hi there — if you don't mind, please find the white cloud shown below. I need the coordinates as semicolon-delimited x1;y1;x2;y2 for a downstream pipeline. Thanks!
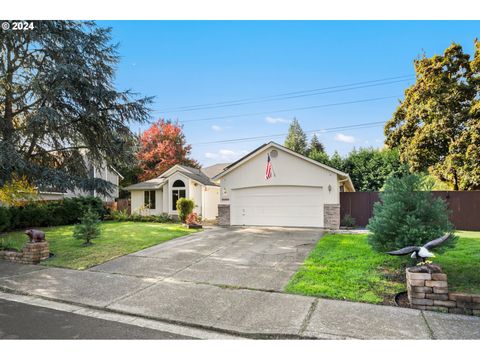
205;149;248;161
334;133;355;143
265;116;289;124
211;125;222;132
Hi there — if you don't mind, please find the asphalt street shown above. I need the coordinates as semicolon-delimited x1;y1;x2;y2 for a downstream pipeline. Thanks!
0;299;195;339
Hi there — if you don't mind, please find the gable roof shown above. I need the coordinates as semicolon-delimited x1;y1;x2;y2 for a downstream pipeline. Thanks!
212;141;355;191
176;170;218;186
123;178;166;190
124;164;219;191
201;163;231;179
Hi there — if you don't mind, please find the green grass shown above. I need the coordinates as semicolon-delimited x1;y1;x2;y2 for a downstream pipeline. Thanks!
435;231;480;294
0;221;199;270
285;231;480;304
285;233;407;304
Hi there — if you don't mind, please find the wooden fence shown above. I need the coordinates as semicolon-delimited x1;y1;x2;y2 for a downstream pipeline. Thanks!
104;199;131;215
340;191;480;231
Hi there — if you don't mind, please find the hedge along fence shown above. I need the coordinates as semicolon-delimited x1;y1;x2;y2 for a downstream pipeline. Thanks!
0;196;108;233
340;191;480;230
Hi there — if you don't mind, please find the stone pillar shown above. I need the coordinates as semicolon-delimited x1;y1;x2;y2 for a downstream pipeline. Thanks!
324;204;340;229
21;241;50;264
406;265;452;312
218;204;230;226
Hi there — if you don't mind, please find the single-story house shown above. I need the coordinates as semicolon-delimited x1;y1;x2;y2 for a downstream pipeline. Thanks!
124;164;221;220
125;141;354;228
212;142;355;228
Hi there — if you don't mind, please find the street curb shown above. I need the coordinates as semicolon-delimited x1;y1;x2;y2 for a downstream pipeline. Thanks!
0;287;341;340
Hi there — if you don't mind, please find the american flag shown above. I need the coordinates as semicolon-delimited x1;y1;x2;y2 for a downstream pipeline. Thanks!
265;154;273;180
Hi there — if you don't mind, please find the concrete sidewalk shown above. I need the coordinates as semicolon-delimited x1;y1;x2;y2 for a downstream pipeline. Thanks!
1;261;479;339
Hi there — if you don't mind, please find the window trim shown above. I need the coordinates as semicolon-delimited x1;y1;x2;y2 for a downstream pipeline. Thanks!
172;189;186;211
144;190;156;209
172;179;186;188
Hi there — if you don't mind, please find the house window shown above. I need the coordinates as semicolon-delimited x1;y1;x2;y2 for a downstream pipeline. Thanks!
172;179;186;211
144;190;156;209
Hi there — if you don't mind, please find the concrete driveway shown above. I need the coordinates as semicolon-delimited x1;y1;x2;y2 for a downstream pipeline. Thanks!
90;227;323;291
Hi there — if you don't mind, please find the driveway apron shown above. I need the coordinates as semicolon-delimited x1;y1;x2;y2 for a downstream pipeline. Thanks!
89;226;323;291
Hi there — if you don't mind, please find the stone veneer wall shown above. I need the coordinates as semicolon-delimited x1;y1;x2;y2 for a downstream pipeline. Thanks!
323;204;340;230
218;204;230;226
0;241;49;264
406;267;480;316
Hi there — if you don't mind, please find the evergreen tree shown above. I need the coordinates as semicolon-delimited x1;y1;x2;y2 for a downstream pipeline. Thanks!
367;173;453;252
328;151;345;171
308;148;330;166
73;208;101;246
342;148;409;191
308;133;325;154
0;21;152;195
284;118;308;155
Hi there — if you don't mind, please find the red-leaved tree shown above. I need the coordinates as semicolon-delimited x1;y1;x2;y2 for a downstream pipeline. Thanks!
137;119;200;181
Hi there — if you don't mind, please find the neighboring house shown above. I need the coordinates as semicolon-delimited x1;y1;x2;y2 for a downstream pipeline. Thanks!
124;164;221;220
125;141;354;228
212;142;355;228
37;162;123;202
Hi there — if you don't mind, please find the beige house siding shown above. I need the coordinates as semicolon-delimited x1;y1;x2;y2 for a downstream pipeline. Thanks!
203;186;220;220
131;189;163;215
219;146;342;204
215;144;351;228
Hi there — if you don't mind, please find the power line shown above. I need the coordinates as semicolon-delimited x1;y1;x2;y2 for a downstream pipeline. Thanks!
192;121;386;146
180;95;400;123
154;75;413;113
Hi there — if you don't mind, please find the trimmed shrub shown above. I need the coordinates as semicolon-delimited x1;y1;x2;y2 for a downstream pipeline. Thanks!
107;210;177;223
156;213;177;223
0;196;108;232
110;209;130;221
176;198;194;223
341;214;356;228
367;173;453;252
15;203;50;228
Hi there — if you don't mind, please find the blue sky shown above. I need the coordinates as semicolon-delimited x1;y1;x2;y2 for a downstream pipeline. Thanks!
99;21;480;166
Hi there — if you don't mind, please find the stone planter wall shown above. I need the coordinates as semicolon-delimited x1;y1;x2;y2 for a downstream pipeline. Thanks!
406;266;480;316
0;241;49;265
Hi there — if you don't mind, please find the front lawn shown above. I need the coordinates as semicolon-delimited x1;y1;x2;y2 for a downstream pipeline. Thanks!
0;221;199;270
285;233;407;304
285;231;480;304
435;231;480;294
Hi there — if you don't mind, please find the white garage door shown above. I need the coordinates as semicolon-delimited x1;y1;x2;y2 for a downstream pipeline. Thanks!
230;186;324;227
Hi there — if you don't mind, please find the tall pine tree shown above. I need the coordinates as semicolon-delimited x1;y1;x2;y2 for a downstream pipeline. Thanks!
308;133;325;154
284;118;308;155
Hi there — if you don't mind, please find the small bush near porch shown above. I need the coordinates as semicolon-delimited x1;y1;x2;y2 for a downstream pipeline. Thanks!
0;221;199;270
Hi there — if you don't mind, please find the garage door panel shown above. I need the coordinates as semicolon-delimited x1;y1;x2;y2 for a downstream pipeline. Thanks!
231;186;324;227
